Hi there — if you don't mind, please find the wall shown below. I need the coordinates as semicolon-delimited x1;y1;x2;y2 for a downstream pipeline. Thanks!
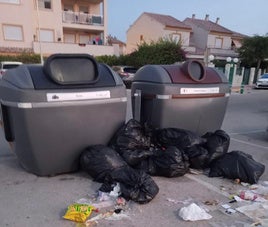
126;14;191;54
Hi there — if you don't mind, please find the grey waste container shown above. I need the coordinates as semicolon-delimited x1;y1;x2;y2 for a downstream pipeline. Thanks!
0;54;127;176
131;60;230;135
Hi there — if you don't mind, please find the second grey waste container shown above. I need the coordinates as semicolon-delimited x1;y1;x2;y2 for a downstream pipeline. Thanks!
0;54;127;176
131;60;230;135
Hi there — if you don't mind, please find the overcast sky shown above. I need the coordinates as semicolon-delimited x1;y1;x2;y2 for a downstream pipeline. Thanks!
107;0;268;42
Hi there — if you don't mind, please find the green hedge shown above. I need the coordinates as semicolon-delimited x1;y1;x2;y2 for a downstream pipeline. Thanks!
0;53;42;64
96;39;186;67
1;39;185;67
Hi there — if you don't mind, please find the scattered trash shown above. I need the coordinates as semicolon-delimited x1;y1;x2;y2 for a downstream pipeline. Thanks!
85;210;130;226
222;204;231;209
225;208;237;215
178;203;212;221
239;190;258;201
234;178;241;184
220;204;237;216
204;200;218;206
63;203;97;223
75;120;266;226
236;202;268;221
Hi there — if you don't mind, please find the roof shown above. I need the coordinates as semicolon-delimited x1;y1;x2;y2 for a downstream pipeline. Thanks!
184;17;233;34
107;36;125;45
231;31;248;39
144;12;192;30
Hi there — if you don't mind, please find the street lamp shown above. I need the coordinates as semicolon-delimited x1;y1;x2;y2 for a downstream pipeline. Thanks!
225;57;238;85
208;54;215;67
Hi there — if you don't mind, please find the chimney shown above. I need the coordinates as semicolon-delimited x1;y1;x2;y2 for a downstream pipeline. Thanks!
216;17;220;24
192;14;195;19
205;14;209;21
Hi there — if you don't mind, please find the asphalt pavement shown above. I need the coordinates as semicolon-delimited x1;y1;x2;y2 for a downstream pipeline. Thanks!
0;87;268;227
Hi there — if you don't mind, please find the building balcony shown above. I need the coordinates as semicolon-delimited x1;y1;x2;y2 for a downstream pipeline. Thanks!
33;41;118;57
208;47;238;58
62;11;103;26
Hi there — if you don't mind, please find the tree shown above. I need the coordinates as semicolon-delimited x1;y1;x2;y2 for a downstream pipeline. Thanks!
238;35;268;82
128;38;186;68
96;38;186;68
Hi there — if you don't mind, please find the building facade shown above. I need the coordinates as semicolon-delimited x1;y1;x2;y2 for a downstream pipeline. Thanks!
0;0;120;57
126;12;196;55
126;13;247;63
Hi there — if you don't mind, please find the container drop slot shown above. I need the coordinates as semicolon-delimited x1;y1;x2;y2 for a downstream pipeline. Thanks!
44;54;99;85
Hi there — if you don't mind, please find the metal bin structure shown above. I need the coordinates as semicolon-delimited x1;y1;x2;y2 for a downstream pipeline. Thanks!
0;54;127;176
131;60;230;135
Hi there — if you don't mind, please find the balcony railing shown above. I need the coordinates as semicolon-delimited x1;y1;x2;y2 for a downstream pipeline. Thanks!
62;11;103;26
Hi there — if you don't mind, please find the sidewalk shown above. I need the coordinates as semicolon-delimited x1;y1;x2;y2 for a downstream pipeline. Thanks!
0;126;266;227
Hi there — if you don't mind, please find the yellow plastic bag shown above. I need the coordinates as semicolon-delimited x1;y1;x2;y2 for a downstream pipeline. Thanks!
63;203;96;223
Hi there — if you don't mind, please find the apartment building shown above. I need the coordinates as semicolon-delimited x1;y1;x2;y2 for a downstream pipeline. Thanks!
126;13;247;63
0;0;120;57
126;12;196;55
183;14;246;63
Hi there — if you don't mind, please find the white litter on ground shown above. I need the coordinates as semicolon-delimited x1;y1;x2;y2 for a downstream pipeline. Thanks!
178;202;212;221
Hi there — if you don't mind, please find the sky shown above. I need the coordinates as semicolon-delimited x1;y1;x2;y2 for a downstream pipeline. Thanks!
107;0;268;42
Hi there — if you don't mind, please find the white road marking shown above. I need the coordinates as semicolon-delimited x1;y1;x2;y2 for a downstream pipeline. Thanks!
185;174;230;198
231;138;268;149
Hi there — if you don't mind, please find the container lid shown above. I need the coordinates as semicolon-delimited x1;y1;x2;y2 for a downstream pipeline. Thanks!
133;60;226;84
162;60;223;84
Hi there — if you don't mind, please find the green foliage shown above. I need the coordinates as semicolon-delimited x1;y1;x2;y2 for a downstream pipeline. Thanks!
95;38;186;68
0;53;42;64
238;35;268;67
129;38;186;67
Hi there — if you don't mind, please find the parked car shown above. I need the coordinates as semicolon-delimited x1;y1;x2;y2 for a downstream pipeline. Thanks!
112;65;138;88
0;61;23;78
255;73;268;89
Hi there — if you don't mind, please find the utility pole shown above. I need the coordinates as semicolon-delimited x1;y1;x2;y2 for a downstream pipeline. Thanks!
36;0;44;65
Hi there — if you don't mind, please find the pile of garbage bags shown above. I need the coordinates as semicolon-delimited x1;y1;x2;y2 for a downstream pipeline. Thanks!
80;119;265;204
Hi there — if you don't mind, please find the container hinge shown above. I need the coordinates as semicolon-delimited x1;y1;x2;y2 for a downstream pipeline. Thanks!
134;90;142;122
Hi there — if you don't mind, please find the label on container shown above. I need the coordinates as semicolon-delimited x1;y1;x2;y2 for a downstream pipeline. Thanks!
47;90;111;102
180;87;219;94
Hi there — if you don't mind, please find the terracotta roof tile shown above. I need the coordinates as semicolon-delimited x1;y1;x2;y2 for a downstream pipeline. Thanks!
144;12;191;30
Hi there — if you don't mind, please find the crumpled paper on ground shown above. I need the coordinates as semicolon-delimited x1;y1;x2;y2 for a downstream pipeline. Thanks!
178;203;212;221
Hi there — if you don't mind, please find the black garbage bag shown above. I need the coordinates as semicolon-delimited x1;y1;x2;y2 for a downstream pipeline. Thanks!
202;130;230;165
79;145;127;182
120;148;155;166
149;146;190;177
154;128;205;150
102;166;159;204
109;119;152;153
209;150;265;184
184;145;210;169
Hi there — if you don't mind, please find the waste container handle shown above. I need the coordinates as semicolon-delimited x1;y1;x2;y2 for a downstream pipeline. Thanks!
1;104;14;142
133;90;141;122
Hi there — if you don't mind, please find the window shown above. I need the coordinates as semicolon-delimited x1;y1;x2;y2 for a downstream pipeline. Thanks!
0;0;19;4
172;34;181;43
3;25;23;41
215;37;223;48
38;0;51;9
79;6;88;14
39;29;54;42
140;35;143;41
64;4;73;11
79;35;89;44
64;34;75;43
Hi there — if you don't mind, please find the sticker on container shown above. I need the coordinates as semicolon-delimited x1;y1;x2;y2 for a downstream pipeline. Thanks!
180;87;219;94
47;91;111;102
